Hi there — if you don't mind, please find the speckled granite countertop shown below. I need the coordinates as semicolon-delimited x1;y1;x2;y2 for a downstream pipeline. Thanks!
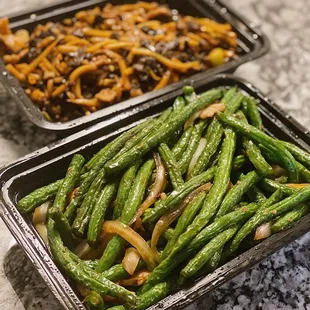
0;0;310;309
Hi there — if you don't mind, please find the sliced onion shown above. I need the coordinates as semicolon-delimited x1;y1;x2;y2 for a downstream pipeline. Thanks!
32;202;51;225
275;176;288;184
160;192;167;200
254;222;271;240
69;187;79;202
75;239;106;260
184;111;200;130
103;221;159;270
76;283;91;298
151;183;212;252
200;103;225;119
272;165;286;177
122;247;141;276
286;183;310;189
35;223;49;246
227;181;234;192
75;240;92;259
117;270;150;287
130;152;166;228
187;138;207;176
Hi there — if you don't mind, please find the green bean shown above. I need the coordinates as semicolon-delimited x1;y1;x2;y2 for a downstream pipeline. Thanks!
88;181;119;246
216;170;260;218
236;111;272;176
181;227;238;279
161;191;206;261
120;159;154;224
207;246;223;270
296;161;310;182
164;101;183;148
73;255;145;283
158;107;173;122
48;208;75;250
46;229;143;281
164;228;174;241
232;155;248;171
276;175;288;184
67;122;145;223
47;219;136;304
224;92;244;116
84;292;105;310
96;159;154;272
135;281;171;310
245;97;263;130
230;186;310;253
53;154;84;213
173;96;186;110
64;171;97;223
102;264;128;282
186;118;223;178
279;140;310;170
222;86;238;104
263;189;285;207
105;89;223;175
65;169;104;225
115;114;171;161
181;247;223;283
114;121;157;161
84;122;147;172
188;88;240;178
246;185;267;204
182;85;194;96
108;280;171;310
178;121;208;175
259;143;280;165
235;201;250;209
101;260;146;282
271;204;308;233
210;151;220;168
260;178;296;195
72;170;106;238
169;128;236;256
172;127;194;161
241;99;249;117
159;143;184;190
18;179;63;214
217;113;299;182
113;162;140;220
142;202;259;290
184;88;197;105
84;260;98;270
142;166;216;225
190;204;258;250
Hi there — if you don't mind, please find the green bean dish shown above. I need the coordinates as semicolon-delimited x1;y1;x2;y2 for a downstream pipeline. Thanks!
18;85;310;310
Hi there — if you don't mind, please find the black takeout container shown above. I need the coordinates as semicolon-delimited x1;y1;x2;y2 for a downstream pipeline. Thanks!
0;0;269;133
0;74;310;310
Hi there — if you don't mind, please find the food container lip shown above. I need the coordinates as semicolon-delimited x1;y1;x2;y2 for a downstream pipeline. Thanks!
0;0;270;133
3;73;308;310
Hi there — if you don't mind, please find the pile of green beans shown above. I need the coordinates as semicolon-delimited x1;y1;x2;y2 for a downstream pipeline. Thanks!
18;85;310;310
